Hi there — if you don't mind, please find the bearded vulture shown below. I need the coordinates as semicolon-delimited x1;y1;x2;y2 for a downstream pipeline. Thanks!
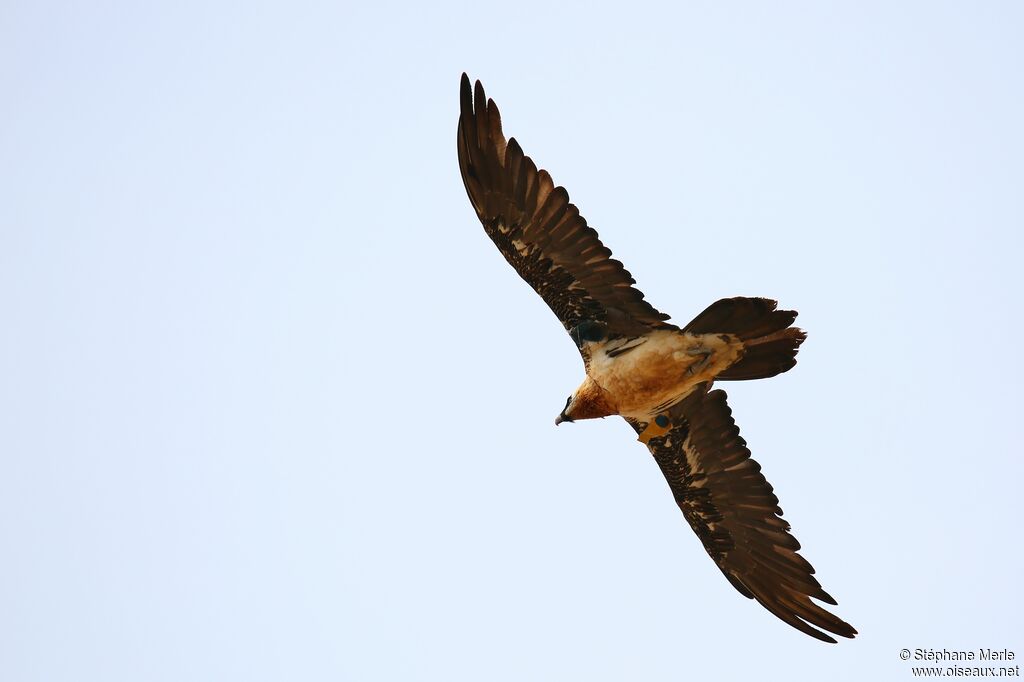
457;74;856;643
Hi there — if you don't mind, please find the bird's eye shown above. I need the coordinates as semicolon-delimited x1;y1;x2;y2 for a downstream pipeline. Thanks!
655;415;670;428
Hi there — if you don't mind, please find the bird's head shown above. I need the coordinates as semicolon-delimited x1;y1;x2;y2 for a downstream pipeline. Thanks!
555;394;577;425
555;379;616;425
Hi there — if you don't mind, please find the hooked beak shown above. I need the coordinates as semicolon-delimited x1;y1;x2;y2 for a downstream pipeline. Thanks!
555;412;572;426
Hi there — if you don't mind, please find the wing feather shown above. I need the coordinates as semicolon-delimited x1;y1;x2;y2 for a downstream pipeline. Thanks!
628;386;857;643
458;74;673;336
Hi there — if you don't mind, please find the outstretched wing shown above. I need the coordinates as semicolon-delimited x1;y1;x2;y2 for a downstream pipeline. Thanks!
628;386;857;643
457;74;673;337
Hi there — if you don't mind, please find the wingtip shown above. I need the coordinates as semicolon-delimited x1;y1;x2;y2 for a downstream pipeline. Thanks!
474;79;486;111
816;589;839;606
824;620;859;642
459;73;474;122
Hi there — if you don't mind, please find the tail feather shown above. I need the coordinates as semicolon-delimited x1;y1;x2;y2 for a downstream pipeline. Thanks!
684;297;806;381
717;328;807;380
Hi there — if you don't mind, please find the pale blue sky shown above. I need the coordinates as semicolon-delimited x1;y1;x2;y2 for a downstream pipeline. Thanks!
2;2;1022;680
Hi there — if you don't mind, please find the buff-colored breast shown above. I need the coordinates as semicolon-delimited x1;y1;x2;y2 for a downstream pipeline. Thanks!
587;330;743;418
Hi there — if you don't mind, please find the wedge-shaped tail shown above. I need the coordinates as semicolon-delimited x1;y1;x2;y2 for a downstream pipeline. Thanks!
684;297;807;381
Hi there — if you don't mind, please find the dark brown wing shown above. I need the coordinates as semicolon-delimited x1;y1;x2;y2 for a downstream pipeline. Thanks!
627;386;857;643
457;74;673;337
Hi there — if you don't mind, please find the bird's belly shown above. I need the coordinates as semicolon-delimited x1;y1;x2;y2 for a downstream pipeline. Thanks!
589;332;741;418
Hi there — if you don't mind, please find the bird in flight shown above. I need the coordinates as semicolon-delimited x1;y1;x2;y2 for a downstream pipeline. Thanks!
457;74;856;643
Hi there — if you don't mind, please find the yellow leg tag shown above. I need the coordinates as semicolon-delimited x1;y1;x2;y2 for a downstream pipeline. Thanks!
638;415;672;444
